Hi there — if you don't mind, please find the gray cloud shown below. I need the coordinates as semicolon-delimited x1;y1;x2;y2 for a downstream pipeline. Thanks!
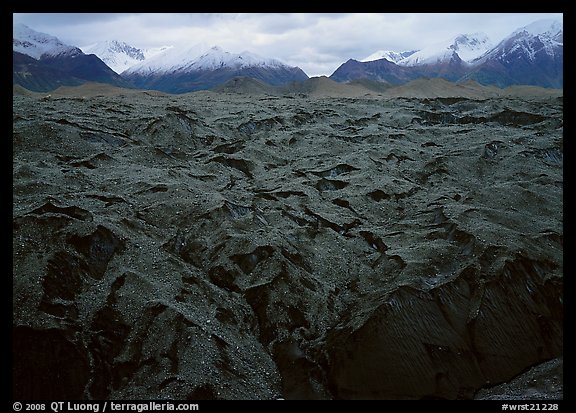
13;13;130;27
13;13;562;77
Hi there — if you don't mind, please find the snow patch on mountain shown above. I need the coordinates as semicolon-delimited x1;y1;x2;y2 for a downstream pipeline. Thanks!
361;50;417;63
13;23;81;59
398;33;492;66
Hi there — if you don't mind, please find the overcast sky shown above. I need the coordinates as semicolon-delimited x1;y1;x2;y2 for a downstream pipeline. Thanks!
13;13;563;76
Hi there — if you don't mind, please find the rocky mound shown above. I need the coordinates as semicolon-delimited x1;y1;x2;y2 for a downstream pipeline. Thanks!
281;76;376;97
211;76;279;95
48;82;168;98
382;79;563;99
13;91;563;399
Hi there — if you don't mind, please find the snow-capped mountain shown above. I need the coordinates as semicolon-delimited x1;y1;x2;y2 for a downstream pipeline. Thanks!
473;19;562;65
361;50;417;64
192;47;287;70
463;19;563;88
398;33;493;66
123;44;308;93
13;23;82;59
81;41;173;74
13;24;130;92
125;44;288;75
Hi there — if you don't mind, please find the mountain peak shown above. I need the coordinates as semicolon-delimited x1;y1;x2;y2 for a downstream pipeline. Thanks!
513;19;562;38
472;18;564;67
13;23;81;59
361;50;417;64
80;40;174;73
94;40;144;59
453;32;490;48
81;40;146;74
398;32;492;66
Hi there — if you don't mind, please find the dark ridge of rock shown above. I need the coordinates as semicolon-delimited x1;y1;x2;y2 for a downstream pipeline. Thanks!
324;257;562;399
310;163;359;178
302;206;361;236
368;188;416;202
272;190;307;199
31;202;92;221
13;92;562;400
422;141;442;148
490;110;548;126
211;156;254;178
415;109;549;127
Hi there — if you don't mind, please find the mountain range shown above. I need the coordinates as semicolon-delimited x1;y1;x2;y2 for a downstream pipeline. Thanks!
332;19;562;88
13;19;563;93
